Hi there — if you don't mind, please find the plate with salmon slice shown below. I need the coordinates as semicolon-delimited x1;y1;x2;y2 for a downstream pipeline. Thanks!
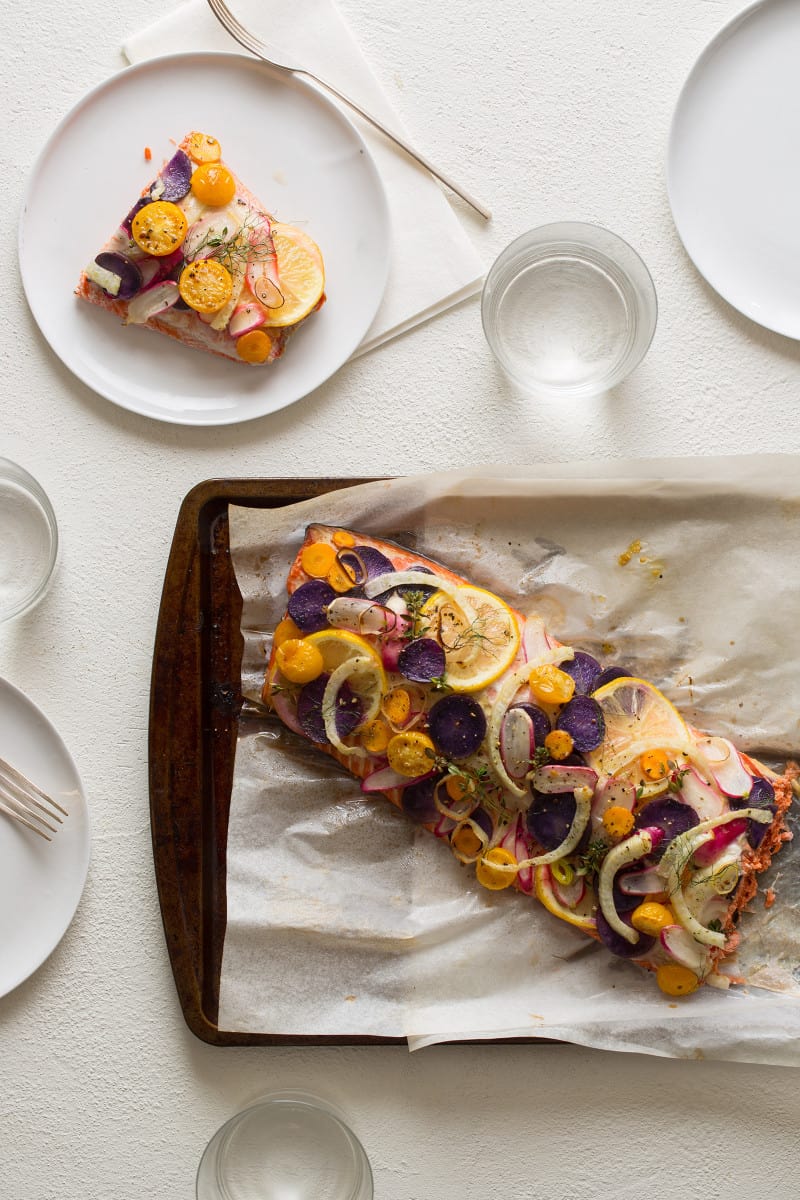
19;53;389;425
263;524;795;999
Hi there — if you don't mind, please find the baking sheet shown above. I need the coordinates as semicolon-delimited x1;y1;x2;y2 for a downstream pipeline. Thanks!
219;456;800;1063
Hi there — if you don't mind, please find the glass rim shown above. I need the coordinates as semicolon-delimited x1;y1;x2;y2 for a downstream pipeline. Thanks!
0;458;59;621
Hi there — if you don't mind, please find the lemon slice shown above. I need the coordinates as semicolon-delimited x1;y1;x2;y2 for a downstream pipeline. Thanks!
584;676;691;781
422;585;520;693
261;224;325;327
534;864;597;931
304;628;385;675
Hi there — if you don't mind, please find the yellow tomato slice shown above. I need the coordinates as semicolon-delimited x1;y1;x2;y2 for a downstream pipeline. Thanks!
191;162;236;206
131;201;188;257
179;260;234;313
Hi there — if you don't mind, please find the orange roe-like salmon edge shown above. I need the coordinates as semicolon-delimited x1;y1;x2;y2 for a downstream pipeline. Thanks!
301;542;337;578
191;162;236;206
235;329;273;364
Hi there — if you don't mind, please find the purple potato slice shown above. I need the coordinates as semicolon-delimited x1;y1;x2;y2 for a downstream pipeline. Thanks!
730;776;776;848
562;651;601;696
592;666;630;691
287;580;336;632
526;791;580;852
556;695;605;752
401;775;444;824
596;909;656;959
428;694;487;759
397;637;446;683
338;546;395;587
154;149;193;202
634;797;699;859
93;252;143;300
296;674;363;744
509;702;550;747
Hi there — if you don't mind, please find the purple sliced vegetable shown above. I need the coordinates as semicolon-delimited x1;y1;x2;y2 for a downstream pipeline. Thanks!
592;666;630;691
730;777;776;848
372;563;438;601
526;791;586;852
122;196;150;233
287;580;336;632
338;546;395;586
401;775;444;824
556;695;605;752
509;702;550;747
296;674;363;744
397;637;446;683
428;694;487;759
562;651;602;696
596;909;656;959
467;807;494;838
634;797;699;859
154;149;193;202
613;870;649;914
94;252;142;300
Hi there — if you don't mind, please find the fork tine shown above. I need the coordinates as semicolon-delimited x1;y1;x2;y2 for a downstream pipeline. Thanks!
0;755;68;817
0;779;59;834
208;0;262;57
0;793;53;841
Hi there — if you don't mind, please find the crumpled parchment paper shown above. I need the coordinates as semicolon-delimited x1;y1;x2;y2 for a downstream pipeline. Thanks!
218;456;800;1063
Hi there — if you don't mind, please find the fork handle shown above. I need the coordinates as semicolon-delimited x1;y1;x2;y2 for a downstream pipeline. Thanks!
299;71;492;220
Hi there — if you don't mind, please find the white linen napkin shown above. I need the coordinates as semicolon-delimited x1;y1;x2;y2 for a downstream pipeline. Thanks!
123;0;485;355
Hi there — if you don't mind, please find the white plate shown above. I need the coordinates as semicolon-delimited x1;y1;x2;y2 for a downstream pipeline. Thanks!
0;678;90;997
19;52;390;425
668;0;800;338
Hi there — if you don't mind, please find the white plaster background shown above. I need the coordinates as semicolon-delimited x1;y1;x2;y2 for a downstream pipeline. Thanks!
1;1;799;1197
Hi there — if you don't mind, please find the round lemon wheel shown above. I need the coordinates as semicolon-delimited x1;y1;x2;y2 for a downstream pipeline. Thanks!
260;225;325;328
533;864;597;931
584;676;691;781
422;585;520;692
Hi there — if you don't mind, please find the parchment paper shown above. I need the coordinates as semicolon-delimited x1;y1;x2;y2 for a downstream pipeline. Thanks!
219;456;800;1063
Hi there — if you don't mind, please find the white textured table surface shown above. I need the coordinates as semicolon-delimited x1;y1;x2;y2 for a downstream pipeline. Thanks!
3;1;800;1197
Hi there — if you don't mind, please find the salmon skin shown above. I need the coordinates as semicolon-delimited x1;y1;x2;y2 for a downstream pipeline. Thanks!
265;524;795;996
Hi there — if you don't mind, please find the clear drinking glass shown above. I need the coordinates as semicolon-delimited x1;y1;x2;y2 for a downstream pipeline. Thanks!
481;221;658;398
0;459;58;621
196;1091;374;1200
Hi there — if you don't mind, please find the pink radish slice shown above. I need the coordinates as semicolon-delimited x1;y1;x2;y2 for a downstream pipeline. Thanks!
137;258;162;288
618;866;664;895
126;280;179;324
697;737;752;798
380;638;405;672
532;763;598;794
691;819;748;867
361;765;434;793
660;924;711;974
269;689;306;738
500;707;535;780
229;302;267;338
678;767;726;821
522;619;551;663
513;819;535;893
590;775;635;833
326;597;408;637
552;873;586;909
246;218;283;308
183;213;239;261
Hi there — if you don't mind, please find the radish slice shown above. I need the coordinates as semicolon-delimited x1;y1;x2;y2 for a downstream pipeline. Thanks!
486;647;576;799
137;257;162;288
598;827;664;944
228;302;267;338
531;764;598;794
529;785;594;866
552;873;586;909
522;617;551;663
268;686;306;738
677;767;726;821
660;924;712;976
125;280;179;324
618;866;664;895
591;775;635;834
500;707;535;780
694;736;752;798
327;597;407;636
691;818;748;867
361;765;433;793
183;211;241;261
246;217;283;308
660;809;772;947
514;819;535;893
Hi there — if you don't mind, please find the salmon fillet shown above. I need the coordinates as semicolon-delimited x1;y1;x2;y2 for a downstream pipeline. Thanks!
264;524;795;997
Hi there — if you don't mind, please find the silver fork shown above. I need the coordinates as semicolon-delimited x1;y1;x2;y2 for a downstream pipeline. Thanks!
206;0;491;220
0;756;67;841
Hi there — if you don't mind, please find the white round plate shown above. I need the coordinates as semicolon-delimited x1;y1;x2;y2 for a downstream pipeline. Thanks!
0;678;90;998
19;52;390;425
668;0;800;338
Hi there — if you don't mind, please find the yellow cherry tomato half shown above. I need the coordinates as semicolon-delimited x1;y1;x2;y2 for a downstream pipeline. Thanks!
179;259;234;313
187;131;222;163
131;200;188;256
235;329;273;364
359;718;392;755
382;688;412;727
656;963;700;997
631;902;675;937
451;823;483;857
476;847;518;891
528;664;576;706
386;732;435;777
301;542;337;579
273;616;303;648
191;162;236;206
544;729;574;760
445;774;475;804
275;638;325;685
602;805;636;841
